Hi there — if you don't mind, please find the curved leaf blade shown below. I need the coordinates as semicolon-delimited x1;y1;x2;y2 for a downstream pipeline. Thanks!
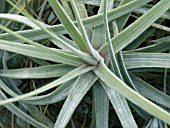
0;65;95;105
0;64;75;79
101;81;138;128
130;73;170;109
0;40;84;66
54;72;97;128
124;52;170;69
111;0;170;53
0;0;152;43
94;61;170;124
0;90;49;128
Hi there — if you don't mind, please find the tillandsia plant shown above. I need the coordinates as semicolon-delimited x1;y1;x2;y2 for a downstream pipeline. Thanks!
0;0;170;127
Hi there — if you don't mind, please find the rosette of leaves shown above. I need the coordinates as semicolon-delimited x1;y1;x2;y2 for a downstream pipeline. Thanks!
0;0;170;128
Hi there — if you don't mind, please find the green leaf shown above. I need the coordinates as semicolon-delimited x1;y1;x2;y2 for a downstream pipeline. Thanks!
124;52;170;69
129;42;170;53
0;40;84;66
0;14;45;28
6;0;98;66
20;103;54;127
61;1;75;20
101;81;138;128
0;0;152;43
94;61;170;124
54;72;97;128
75;1;93;40
93;81;109;128
111;0;170;53
151;36;170;43
0;64;75;79
70;0;101;61
92;0;113;50
130;73;170;109
125;19;164;50
104;0;122;79
134;5;170;20
115;0;132;31
25;79;76;105
56;35;78;50
48;0;87;52
0;65;95;105
0;0;32;30
0;90;49;128
117;52;138;91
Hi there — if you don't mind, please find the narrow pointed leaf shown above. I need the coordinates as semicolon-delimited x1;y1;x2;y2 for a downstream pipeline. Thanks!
93;81;109;128
0;40;84;66
116;0;132;31
0;90;49;128
70;0;100;60
130;42;170;53
130;73;170;109
125;19;164;50
54;72;97;128
0;64;75;79
0;14;45;28
6;0;98;66
124;52;170;69
101;81;138;128
94;61;170;124
0;65;95;105
151;36;170;43
111;0;170;53
25;79;76;105
0;0;152;43
48;0;86;52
